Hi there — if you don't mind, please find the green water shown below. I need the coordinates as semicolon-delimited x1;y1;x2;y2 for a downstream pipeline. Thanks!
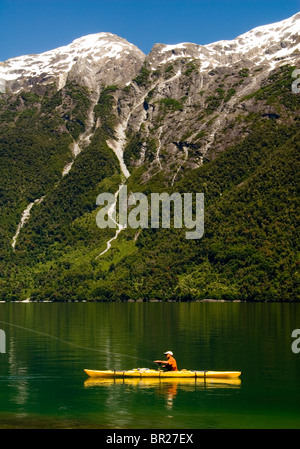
0;302;299;429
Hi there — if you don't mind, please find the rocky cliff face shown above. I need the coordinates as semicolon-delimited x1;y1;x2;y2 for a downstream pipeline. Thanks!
1;13;299;185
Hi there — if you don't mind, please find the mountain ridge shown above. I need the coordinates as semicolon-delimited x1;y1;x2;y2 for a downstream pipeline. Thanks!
0;13;299;302
1;12;299;94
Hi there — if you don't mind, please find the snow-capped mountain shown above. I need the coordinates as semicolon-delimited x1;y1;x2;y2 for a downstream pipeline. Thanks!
0;12;299;94
1;12;299;182
0;32;145;93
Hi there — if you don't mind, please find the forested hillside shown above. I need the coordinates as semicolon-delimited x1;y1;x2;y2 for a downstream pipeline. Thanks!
0;16;299;302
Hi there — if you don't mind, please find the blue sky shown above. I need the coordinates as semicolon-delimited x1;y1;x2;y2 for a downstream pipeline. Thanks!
0;0;299;61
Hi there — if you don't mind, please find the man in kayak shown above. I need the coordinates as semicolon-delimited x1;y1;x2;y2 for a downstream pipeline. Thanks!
154;351;178;371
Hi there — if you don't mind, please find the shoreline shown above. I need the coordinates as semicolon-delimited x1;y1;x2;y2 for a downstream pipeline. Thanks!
0;299;293;303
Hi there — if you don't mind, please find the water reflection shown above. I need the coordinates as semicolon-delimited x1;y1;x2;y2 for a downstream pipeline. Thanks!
84;377;241;389
84;377;241;411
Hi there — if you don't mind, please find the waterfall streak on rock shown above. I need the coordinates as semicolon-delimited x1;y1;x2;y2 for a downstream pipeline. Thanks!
95;186;126;259
12;197;44;250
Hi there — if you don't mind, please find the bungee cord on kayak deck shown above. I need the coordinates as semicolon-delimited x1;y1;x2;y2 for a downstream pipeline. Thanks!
0;320;154;365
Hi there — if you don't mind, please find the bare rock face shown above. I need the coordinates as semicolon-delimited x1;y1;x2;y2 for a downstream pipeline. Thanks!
110;12;300;184
66;33;146;91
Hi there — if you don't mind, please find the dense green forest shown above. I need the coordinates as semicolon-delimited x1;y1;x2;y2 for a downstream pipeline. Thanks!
0;65;299;302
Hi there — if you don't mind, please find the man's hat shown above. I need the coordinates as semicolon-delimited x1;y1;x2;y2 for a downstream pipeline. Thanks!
164;351;173;356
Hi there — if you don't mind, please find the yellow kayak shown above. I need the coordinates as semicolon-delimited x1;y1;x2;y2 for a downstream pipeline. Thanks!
84;368;241;379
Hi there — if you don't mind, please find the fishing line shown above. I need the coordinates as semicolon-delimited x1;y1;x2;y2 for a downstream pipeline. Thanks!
0;320;154;365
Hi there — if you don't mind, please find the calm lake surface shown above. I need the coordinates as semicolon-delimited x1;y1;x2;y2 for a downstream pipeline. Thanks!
0;302;299;429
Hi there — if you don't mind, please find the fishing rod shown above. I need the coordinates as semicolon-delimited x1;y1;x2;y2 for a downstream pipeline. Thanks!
0;320;154;365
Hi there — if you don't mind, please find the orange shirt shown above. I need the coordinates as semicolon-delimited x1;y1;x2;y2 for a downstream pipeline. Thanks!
166;356;178;371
